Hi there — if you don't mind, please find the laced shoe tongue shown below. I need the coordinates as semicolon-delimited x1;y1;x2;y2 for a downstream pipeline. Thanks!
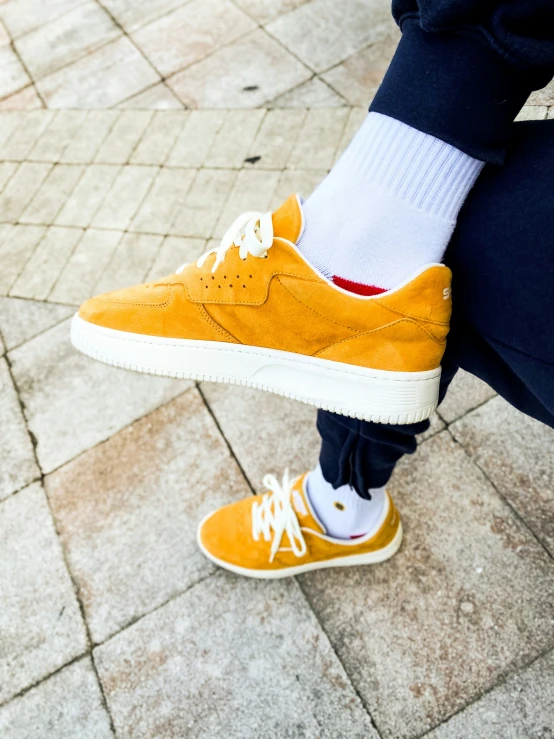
271;194;304;244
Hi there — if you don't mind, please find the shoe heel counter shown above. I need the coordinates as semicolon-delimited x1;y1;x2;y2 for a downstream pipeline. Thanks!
378;265;452;325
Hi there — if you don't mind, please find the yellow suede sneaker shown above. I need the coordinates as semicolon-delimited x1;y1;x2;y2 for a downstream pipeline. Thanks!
71;194;452;423
197;471;402;579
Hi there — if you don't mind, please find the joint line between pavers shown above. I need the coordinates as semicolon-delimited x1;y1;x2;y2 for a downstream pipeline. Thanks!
294;578;386;739
437;394;499;428
196;382;257;498
232;1;318;79
92;571;217;651
196;382;386;737
413;642;554;739
446;426;554;562
93;0;259;108
92;0;165;87
1;348;93;706
0;653;93;711
4;38;46;108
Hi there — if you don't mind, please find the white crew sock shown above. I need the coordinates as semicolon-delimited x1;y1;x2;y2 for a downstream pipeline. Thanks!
306;464;385;540
297;112;484;293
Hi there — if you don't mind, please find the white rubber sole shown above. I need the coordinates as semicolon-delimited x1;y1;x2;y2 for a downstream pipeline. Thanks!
71;314;440;424
196;515;403;579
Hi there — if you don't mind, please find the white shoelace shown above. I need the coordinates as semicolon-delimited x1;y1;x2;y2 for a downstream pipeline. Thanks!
176;211;274;275
252;470;308;563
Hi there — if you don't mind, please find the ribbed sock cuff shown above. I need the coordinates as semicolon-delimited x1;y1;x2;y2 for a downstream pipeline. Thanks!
336;112;484;221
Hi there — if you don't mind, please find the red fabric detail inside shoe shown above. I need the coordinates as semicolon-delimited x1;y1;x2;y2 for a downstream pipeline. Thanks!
332;275;387;296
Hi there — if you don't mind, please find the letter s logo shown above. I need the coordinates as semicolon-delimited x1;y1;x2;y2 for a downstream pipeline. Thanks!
443;287;451;300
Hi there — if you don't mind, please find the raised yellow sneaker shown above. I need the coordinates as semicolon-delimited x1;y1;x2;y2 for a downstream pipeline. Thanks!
71;194;451;423
197;471;402;579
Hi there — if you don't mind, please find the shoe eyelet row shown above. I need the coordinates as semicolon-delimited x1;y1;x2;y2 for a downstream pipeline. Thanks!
201;273;251;290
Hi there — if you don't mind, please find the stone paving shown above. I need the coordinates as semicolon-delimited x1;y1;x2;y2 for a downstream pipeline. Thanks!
0;0;401;110
0;0;550;113
1;2;554;737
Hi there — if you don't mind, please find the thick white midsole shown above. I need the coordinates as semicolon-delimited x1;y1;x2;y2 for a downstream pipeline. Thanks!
71;314;440;424
196;516;403;580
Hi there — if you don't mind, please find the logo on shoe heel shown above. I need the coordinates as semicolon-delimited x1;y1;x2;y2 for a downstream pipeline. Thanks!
443;287;451;300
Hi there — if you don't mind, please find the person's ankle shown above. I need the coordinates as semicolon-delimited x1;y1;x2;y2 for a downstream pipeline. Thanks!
295;112;483;293
306;465;386;540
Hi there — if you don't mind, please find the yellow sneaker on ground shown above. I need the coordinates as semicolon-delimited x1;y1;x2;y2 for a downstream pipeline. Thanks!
71;194;452;423
197;471;402;579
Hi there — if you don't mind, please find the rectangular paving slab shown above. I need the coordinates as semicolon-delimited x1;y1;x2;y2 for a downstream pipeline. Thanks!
201;383;321;492
167;29;311;108
298;431;554;739
0;297;73;352
94;572;378;739
10;226;83;300
0;658;113;739
437;369;496;425
0;224;46;296
44;389;251;644
37;37;160;109
451;396;554;556
131;0;256;79
8;318;187;473
425;649;554;739
0;357;39;500
0;483;88;704
266;0;392;73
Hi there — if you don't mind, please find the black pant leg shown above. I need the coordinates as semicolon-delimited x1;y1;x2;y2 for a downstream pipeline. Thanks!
317;119;554;498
